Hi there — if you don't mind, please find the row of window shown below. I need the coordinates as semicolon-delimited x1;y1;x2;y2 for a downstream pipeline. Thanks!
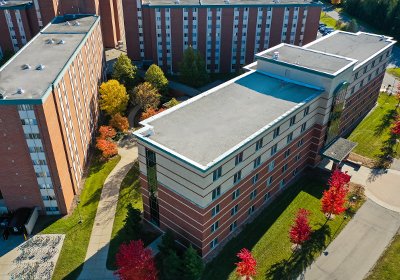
354;52;389;81
21;118;37;125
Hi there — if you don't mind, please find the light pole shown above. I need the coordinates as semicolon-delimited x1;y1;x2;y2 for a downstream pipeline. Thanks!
77;199;83;224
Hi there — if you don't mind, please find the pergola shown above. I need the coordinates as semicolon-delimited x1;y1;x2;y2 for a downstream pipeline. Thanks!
322;137;358;171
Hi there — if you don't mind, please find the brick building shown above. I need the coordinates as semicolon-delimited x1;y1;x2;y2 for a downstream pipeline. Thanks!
133;31;396;258
122;0;322;73
0;15;104;215
0;0;124;58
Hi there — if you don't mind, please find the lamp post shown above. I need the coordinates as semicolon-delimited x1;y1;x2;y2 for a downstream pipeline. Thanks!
77;199;83;224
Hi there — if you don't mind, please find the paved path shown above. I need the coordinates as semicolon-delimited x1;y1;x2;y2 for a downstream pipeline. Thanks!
78;138;138;280
303;200;400;280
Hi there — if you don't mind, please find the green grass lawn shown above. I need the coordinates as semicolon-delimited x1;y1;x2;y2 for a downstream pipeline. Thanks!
106;162;160;270
202;172;363;280
348;94;400;160
41;156;120;280
320;12;338;28
366;234;400;280
387;68;400;79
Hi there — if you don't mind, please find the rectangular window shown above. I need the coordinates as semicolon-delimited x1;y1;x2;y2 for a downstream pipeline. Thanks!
252;174;259;184
213;167;222;181
231;204;239;215
282;163;288;173
271;144;278;156
297;138;304;147
280;179;286;188
273;127;280;139
210;238;218;249
268;160;275;172
303;106;310;116
253;156;261;169
211;204;220;217
255;138;263;151
287;132;293;143
232;189;240;200
250;189;257;200
248;205;255;215
289;116;296;126
284;149;291;158
266;176;273;187
211;221;219;233
230;221;237;232
212;186;221;200
293;168;298;176
301;122;307;133
233;171;242;184
235;152;243;165
264;192;271;201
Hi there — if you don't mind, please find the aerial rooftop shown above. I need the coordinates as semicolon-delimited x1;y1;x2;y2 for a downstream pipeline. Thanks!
0;15;98;103
0;0;32;9
257;44;357;76
136;71;321;168
305;31;396;68
142;0;321;6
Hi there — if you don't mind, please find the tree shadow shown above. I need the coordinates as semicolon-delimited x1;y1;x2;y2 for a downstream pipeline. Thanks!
374;109;397;136
265;224;331;280
371;133;397;173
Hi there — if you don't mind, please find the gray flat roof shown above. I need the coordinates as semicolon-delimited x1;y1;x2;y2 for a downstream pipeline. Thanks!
0;15;98;102
143;0;321;6
0;0;32;9
322;137;357;162
258;44;356;75
305;31;396;68
143;71;321;166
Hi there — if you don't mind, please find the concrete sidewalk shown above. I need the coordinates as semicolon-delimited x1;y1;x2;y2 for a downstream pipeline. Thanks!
78;140;138;280
303;200;400;280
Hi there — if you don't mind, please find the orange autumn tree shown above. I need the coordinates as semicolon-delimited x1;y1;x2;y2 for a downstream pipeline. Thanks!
110;113;129;132
99;125;117;140
96;125;118;159
140;108;165;121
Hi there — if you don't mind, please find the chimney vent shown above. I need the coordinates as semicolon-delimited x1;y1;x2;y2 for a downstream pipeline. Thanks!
273;51;279;60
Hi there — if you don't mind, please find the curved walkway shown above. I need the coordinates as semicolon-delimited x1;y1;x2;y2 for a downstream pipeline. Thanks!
78;138;138;280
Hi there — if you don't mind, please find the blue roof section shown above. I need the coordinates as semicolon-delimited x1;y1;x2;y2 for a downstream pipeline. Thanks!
0;0;32;10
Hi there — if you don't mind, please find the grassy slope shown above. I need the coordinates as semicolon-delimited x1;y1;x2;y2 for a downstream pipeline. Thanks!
366;234;400;280
348;94;400;159
202;173;362;280
320;13;338;28
387;68;400;79
41;156;121;280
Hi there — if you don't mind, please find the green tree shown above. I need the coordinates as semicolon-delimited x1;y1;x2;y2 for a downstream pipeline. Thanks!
99;80;129;116
112;54;137;90
0;50;15;67
123;203;142;239
145;64;169;95
165;98;180;109
162;250;182;280
180;46;209;88
158;230;177;257
133;82;161;110
182;245;204;280
346;19;359;32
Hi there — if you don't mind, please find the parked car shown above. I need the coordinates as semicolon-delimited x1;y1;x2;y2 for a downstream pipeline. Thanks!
319;23;327;28
319;26;327;32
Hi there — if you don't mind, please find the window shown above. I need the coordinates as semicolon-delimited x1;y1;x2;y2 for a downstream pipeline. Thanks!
255;138;263;151
253;156;261;168
235;152;243;165
250;189;257;200
287;132;293;143
282;163;288;173
212;186;221;200
21;118;37;125
303;106;310;116
211;221;219;233
280;179;286;188
45;207;59;212
266;176;273;187
289;116;296;126
284;149;291;158
293;168;298;176
268;160;275;172
233;171;242;184
354;72;359;80
17;104;34;110
211;204;220;217
230;221;238;232
210;238;218;249
231;204;239;215
273;127;280;139
252;174;259;184
360;79;364;88
297;138;304;147
25;133;40;139
232;189;240;200
264;192;271;201
213;167;222;181
248;205;255;215
363;67;367;74
271;144;278;156
301;122;307;133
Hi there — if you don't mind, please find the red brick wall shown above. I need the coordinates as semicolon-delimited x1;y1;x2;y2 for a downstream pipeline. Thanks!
302;6;320;45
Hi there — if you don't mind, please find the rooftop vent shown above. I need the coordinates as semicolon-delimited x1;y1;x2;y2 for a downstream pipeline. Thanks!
22;64;31;70
273;51;279;60
0;1;6;6
224;0;230;3
58;39;65;44
74;21;80;26
174;0;180;4
36;64;45;70
46;38;54;44
380;35;385;41
16;88;25;94
0;93;5;100
65;21;71;26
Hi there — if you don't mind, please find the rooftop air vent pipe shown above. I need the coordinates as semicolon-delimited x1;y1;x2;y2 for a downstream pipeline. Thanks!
36;64;45;70
273;51;279;60
22;64;31;70
16;88;25;94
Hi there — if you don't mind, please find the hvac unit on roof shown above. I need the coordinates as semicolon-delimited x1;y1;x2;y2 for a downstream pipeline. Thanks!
174;0;180;4
58;39;66;44
0;1;6;6
74;21;80;26
46;38;55;44
273;51;279;60
22;64;31;70
65;21;71;26
16;88;25;94
224;0;230;3
36;64;45;70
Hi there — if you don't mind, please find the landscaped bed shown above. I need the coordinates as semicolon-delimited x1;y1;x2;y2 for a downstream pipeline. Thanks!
386;67;400;79
348;93;400;162
40;155;121;280
202;170;365;280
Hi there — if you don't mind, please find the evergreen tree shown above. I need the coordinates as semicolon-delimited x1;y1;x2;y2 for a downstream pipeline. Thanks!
112;54;137;90
346;19;359;32
145;64;169;95
158;230;177;256
162;250;182;280
180;46;209;88
123;203;142;239
182;245;204;280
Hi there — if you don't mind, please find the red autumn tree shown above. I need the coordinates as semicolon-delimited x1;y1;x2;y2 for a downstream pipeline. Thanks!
391;118;400;136
96;138;118;158
114;240;157;280
289;208;312;248
98;125;117;140
110;113;130;132
395;84;400;107
140;107;165;121
235;248;257;280
321;170;350;219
